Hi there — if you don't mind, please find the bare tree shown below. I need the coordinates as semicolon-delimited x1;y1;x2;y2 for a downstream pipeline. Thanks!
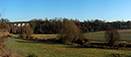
0;4;8;18
105;27;121;46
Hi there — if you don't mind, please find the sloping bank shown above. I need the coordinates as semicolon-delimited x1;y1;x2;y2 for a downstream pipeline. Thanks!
0;33;23;57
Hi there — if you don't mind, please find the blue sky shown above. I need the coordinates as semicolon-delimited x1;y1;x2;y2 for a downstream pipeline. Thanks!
0;0;131;22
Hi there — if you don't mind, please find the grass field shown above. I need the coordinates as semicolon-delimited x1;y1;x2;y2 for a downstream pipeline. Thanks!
85;29;131;41
5;29;131;57
33;29;131;41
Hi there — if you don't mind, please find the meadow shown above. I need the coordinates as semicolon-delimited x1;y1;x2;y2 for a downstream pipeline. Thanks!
85;29;131;41
5;29;131;57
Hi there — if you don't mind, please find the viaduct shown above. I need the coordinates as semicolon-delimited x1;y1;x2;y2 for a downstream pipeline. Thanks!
6;21;30;33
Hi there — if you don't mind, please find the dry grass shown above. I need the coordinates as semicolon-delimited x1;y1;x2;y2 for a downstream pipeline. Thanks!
32;34;58;39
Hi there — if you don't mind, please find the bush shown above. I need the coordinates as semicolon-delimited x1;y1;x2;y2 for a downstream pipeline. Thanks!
21;25;33;38
58;19;86;44
21;32;26;38
105;27;120;46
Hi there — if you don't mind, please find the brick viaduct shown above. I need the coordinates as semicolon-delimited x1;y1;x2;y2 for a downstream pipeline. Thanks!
6;21;30;33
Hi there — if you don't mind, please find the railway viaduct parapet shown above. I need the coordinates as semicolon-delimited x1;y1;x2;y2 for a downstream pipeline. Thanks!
6;21;30;33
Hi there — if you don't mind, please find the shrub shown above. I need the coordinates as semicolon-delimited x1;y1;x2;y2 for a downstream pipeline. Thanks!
57;19;86;44
21;25;33;38
21;32;26;38
105;27;120;46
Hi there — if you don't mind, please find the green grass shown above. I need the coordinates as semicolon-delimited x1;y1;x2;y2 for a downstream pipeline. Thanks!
32;29;131;41
85;29;131;41
5;29;131;57
6;36;131;57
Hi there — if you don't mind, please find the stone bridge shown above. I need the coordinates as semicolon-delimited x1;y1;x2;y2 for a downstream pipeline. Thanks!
6;21;30;33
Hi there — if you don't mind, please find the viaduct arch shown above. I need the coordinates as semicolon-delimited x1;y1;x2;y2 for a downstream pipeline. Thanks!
6;22;30;33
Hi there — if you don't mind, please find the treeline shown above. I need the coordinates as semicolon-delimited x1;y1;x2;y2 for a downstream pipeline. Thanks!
29;18;131;34
0;18;131;34
74;19;131;33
